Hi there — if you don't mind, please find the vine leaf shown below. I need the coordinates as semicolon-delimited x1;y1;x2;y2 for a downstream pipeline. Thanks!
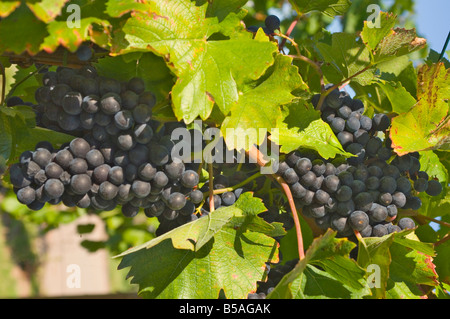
115;192;280;299
0;106;74;168
0;1;21;18
107;0;278;124
196;0;248;21
267;230;369;299
0;4;48;55
361;11;426;64
221;54;306;150
94;53;174;103
315;32;374;86
419;150;449;184
390;63;450;156
40;18;111;53
289;0;351;17
26;0;69;23
357;230;437;298
270;99;352;159
376;80;417;114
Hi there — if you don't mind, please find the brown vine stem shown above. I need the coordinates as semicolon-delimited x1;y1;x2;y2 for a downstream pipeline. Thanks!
434;231;450;247
405;210;450;229
0;61;5;106
278;16;300;52
246;145;305;260
276;32;326;93
208;161;215;212
279;28;374;112
208;171;262;196
6;64;47;102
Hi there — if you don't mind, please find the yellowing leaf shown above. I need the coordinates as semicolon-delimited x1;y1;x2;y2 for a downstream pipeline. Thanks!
390;63;450;155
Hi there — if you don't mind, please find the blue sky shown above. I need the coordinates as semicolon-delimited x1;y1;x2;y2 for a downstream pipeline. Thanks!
414;0;449;60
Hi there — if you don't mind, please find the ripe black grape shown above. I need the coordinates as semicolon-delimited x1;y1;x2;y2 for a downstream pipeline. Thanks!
108;166;125;185
294;158;312;175
69;158;88;175
132;180;151;198
44;178;65;199
33;148;53;168
100;93;121;114
16;186;36;205
398;217;415;230
426;180;443;196
291;182;307;199
138;163;157;181
70;138;91;159
221;192;237;206
372;113;390;132
264;15;280;32
45;162;63;179
349;210;369;231
180;170;199;188
99;181;119;200
127;77;145;95
70;174;92;195
167;192;186;210
76;44;93;61
62;92;83;115
85;149;105;168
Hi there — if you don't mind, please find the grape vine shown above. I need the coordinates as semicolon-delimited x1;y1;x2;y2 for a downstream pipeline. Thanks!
0;0;449;300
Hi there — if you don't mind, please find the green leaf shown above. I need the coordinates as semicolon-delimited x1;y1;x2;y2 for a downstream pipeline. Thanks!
26;0;69;23
289;0;351;17
419;150;449;184
315;32;374;86
94;53;174;103
376;80;417;114
116;205;237;255
390;63;450;156
357;230;438;298
288;264;369;299
116;193;279;299
221;54;306;149
40;17;111;53
118;227;278;299
196;0;248;21
389;239;439;288
271;99;352;159
0;4;48;55
356;232;395;298
434;240;450;284
108;0;278;123
267;230;368;299
361;12;426;64
0;1;21;18
418;184;450;218
360;11;397;54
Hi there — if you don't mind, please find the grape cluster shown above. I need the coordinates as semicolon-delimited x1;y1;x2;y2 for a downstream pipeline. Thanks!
277;86;443;238
7;66;213;230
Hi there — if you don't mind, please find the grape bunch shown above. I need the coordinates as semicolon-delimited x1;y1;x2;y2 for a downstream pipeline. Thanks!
276;86;443;238
32;65;156;140
7;66;216;230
